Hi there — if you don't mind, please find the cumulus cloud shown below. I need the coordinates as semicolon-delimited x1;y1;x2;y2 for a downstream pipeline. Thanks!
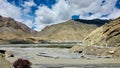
21;0;37;28
34;0;120;31
0;0;120;31
66;0;118;19
22;0;36;14
35;0;73;31
0;0;22;21
0;0;36;29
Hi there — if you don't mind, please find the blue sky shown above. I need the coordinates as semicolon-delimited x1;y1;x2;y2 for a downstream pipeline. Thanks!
0;0;120;31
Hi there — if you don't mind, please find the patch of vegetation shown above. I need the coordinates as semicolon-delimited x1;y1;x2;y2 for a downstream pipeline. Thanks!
13;58;32;68
9;39;34;44
36;45;73;48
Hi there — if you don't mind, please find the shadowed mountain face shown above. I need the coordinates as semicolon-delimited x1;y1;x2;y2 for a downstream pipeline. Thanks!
73;19;110;26
0;15;38;44
38;19;110;42
84;17;120;47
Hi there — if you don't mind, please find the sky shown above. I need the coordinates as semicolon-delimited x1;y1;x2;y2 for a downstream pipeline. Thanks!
0;0;120;31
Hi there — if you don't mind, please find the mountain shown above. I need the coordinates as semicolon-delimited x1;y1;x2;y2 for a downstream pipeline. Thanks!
0;15;37;34
38;19;109;42
0;15;38;44
84;17;120;47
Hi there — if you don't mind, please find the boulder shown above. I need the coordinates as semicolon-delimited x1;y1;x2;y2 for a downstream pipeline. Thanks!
0;50;14;57
69;45;84;53
113;48;120;58
0;53;12;68
70;46;120;58
83;46;106;56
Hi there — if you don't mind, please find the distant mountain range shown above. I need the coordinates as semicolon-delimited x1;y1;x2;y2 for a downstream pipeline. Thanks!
0;15;112;44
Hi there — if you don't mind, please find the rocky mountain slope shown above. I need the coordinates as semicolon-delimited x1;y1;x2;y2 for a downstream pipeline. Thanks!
38;19;109;42
84;17;120;47
0;15;37;34
0;15;38;44
0;15;110;44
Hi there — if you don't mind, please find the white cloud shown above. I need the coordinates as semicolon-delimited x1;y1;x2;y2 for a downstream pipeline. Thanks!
23;0;36;14
35;0;73;31
34;0;120;31
23;19;33;28
0;0;36;29
67;0;118;19
0;0;22;21
0;0;120;31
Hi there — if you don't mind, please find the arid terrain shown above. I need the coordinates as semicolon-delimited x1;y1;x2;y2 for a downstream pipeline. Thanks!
0;46;120;68
0;16;120;68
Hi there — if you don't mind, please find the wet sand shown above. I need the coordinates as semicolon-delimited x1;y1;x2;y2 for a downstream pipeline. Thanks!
1;48;120;68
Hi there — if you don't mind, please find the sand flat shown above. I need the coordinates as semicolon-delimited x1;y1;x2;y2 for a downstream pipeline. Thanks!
1;48;120;68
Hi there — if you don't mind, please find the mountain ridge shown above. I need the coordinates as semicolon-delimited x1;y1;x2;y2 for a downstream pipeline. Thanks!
0;15;37;34
0;15;38;44
38;19;110;42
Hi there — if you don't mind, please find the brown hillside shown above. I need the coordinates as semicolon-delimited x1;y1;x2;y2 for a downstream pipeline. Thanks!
38;19;109;42
0;15;38;44
84;17;120;47
0;15;37;34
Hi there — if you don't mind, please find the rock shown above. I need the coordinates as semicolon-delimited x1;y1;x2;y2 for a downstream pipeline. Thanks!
83;17;120;47
69;45;84;53
83;46;107;56
5;51;14;58
0;53;12;68
70;46;120;58
98;48;117;58
0;50;14;57
113;48;120;58
0;50;6;54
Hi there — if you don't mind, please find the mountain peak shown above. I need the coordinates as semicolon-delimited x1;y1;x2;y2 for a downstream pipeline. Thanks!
38;19;109;42
0;15;37;34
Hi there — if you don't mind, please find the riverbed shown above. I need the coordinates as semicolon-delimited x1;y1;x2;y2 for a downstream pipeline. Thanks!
0;45;120;68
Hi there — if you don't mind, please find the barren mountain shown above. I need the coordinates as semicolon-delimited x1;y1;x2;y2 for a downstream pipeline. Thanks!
70;17;120;58
38;19;109;42
0;15;37;34
84;17;120;47
0;15;37;44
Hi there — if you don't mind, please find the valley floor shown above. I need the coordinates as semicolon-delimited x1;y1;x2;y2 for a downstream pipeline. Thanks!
0;47;120;68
